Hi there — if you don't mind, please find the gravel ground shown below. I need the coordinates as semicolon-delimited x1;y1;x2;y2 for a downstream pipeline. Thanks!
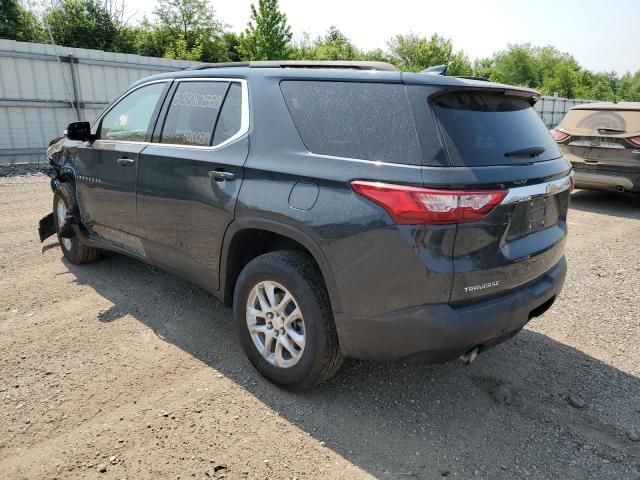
0;170;639;479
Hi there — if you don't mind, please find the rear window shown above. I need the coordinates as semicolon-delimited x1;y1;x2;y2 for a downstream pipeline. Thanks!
280;81;422;165
559;109;640;134
432;92;561;167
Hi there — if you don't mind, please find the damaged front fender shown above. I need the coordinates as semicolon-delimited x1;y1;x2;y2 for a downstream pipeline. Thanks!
38;213;56;242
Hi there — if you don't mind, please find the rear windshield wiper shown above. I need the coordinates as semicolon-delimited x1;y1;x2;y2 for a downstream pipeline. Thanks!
504;145;546;158
597;127;626;133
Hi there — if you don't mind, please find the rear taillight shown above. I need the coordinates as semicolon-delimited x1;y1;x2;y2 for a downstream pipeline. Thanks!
351;181;507;225
570;171;576;191
629;135;640;147
550;128;570;142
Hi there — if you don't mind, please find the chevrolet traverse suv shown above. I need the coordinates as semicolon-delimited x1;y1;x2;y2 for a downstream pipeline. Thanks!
39;61;571;390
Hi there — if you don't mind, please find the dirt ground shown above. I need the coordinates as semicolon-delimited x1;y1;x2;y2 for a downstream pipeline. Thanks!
1;169;639;480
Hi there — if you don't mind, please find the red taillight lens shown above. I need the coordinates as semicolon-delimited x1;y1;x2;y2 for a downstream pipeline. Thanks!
550;128;570;142
351;181;507;225
628;135;640;147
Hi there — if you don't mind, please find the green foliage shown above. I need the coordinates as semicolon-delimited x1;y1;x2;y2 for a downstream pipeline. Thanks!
476;43;639;101
238;0;292;60
153;0;222;61
44;0;121;50
0;0;46;42
618;71;640;102
387;33;472;76
222;32;242;62
164;34;202;61
310;26;360;60
3;0;640;103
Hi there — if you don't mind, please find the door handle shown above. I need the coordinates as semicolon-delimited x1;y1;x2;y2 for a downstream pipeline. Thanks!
208;170;235;182
117;157;135;167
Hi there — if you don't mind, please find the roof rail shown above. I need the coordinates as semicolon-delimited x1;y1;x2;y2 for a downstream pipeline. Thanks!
188;60;399;72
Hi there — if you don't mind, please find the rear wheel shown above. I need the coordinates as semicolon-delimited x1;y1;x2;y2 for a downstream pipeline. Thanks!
234;250;344;390
53;183;101;264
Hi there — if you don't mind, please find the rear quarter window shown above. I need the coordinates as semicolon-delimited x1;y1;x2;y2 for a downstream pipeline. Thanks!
432;92;561;167
280;81;422;165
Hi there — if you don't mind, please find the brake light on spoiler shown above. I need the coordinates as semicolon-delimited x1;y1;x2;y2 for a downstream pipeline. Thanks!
350;181;507;225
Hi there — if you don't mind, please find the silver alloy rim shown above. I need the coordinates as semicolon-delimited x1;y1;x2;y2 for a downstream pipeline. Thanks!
56;199;72;251
246;280;305;368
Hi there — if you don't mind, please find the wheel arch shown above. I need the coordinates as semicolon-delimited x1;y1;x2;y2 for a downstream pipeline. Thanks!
220;218;342;313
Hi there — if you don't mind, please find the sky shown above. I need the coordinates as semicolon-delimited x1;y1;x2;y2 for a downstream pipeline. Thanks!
124;0;640;75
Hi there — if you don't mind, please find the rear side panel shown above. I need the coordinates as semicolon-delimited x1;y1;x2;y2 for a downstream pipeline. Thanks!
240;74;458;318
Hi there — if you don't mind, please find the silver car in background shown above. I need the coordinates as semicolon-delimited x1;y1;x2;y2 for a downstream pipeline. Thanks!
551;102;640;193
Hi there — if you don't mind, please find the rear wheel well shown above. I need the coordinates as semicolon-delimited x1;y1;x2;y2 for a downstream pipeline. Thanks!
224;229;326;308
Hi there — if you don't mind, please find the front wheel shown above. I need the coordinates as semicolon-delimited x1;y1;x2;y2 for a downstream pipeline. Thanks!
234;250;344;390
52;183;101;264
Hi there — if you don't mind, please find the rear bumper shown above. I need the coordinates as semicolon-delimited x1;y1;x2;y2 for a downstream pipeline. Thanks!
573;170;640;193
335;256;567;362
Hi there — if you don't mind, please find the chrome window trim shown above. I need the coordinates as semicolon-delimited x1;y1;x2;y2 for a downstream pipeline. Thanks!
155;78;249;151
502;173;572;205
92;77;249;151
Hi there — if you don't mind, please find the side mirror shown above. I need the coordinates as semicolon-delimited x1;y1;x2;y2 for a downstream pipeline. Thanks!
66;121;93;141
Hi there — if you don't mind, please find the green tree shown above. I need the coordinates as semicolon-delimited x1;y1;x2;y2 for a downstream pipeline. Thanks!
222;32;242;62
44;0;124;50
387;33;471;75
238;0;292;60
488;44;540;88
617;71;640;102
1;0;46;42
164;34;202;61
152;0;224;61
310;26;361;60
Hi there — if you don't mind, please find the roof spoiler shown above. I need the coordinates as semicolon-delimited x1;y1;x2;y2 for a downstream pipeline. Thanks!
420;65;491;82
420;64;448;76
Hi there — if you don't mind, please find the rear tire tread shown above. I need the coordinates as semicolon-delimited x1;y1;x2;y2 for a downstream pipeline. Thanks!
235;250;344;390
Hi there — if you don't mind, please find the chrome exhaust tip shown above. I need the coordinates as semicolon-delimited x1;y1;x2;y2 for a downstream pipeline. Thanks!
458;346;480;365
616;185;626;193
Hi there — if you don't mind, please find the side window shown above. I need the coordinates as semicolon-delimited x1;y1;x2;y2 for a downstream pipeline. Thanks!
160;81;229;146
212;83;242;145
280;81;421;165
99;83;166;142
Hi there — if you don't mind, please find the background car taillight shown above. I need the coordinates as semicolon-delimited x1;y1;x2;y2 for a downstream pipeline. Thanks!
628;135;640;147
351;181;507;225
550;128;570;142
570;170;576;191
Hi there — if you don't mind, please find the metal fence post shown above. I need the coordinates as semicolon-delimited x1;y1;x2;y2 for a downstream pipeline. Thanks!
67;54;81;121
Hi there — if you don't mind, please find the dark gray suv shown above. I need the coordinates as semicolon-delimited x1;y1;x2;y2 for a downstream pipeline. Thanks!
39;61;572;390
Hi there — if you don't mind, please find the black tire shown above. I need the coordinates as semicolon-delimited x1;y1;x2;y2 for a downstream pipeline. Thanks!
52;183;101;264
234;250;344;390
